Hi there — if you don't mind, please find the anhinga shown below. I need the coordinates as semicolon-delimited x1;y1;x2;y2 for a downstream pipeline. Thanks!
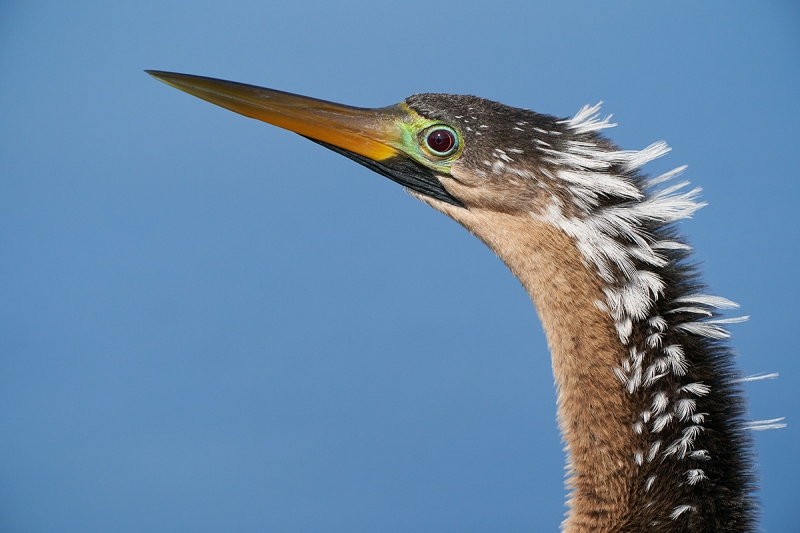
148;70;761;533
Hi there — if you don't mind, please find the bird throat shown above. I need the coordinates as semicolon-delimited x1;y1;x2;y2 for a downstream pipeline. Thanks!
439;205;641;532
424;186;756;532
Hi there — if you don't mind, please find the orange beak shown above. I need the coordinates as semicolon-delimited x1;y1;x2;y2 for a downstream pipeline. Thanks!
147;70;464;206
146;70;407;162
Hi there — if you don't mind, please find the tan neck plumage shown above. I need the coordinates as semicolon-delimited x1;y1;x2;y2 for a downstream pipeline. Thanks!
442;204;639;532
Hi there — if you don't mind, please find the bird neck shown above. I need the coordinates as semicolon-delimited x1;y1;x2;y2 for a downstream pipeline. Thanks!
457;209;639;531
437;204;755;533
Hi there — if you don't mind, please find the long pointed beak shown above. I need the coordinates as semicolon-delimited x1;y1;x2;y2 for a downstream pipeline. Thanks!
147;70;465;207
146;70;406;162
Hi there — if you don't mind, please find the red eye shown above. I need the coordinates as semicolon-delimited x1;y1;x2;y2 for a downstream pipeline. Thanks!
425;128;457;155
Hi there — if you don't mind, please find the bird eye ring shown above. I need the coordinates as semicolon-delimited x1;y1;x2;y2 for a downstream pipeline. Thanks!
423;127;459;157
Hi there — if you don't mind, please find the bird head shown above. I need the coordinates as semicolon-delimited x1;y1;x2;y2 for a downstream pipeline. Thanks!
147;71;669;299
146;71;594;221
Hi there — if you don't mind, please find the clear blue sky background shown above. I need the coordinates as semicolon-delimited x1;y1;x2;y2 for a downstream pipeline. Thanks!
1;2;798;532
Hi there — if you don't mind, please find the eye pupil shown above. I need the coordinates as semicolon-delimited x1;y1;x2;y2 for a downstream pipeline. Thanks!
426;128;456;155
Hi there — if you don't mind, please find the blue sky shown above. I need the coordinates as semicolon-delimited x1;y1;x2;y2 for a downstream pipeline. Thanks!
1;2;798;532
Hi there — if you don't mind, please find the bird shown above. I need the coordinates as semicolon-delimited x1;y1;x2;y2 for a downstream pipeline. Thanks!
148;70;760;533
